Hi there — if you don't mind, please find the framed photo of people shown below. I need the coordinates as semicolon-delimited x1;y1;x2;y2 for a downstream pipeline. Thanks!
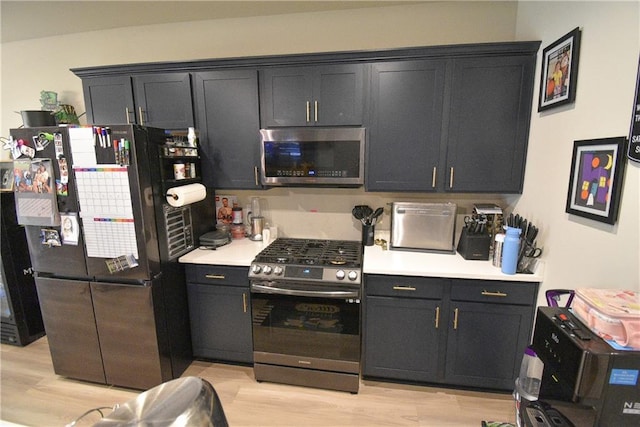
538;27;581;112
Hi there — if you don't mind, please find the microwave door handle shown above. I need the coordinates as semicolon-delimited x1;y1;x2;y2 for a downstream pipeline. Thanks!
251;283;359;299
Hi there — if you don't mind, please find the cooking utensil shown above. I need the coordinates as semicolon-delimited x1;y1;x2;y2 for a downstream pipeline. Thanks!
361;205;373;221
369;207;384;224
352;206;364;220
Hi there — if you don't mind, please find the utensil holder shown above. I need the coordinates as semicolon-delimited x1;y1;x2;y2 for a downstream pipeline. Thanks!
362;224;375;246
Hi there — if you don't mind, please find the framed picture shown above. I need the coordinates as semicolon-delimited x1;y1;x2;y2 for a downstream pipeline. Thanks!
566;137;627;225
539;27;581;111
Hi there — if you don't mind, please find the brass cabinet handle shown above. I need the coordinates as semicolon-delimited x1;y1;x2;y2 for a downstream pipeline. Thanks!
138;106;145;125
435;306;440;329
306;101;310;122
125;107;132;124
453;308;459;330
449;167;454;188
432;166;437;188
242;292;247;313
481;290;508;297
314;100;318;122
204;274;225;280
392;285;416;291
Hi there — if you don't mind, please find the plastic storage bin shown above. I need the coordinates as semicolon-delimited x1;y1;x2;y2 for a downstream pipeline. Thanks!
572;288;640;349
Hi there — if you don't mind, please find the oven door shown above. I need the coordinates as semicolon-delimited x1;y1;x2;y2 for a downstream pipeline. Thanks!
251;280;361;364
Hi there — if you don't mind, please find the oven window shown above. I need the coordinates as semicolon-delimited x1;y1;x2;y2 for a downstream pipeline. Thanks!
252;293;360;362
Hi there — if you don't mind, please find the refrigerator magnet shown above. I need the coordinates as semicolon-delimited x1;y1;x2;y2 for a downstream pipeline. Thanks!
60;213;79;245
40;228;61;247
55;180;68;196
57;158;68;184
33;132;54;151
54;132;64;158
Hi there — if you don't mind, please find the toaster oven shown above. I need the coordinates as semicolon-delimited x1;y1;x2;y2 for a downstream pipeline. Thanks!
390;202;457;253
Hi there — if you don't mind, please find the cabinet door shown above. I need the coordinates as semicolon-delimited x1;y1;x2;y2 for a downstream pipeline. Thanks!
34;277;106;384
313;64;364;126
132;73;194;130
363;295;442;382
260;64;364;127
91;282;166;390
194;70;261;189
82;76;135;125
445;56;535;193
366;60;446;191
260;67;313;127
187;283;253;363
444;301;533;389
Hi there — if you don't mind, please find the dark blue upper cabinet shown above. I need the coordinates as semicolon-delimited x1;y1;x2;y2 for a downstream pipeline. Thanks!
444;56;535;193
260;64;365;127
82;73;194;130
366;50;536;193
194;69;261;190
132;73;194;130
366;60;447;192
82;76;135;125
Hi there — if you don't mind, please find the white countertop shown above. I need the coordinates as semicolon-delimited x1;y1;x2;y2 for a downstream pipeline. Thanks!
178;237;268;266
363;243;544;282
179;236;544;283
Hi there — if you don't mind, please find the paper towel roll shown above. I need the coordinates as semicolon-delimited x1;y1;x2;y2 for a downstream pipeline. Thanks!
166;183;206;207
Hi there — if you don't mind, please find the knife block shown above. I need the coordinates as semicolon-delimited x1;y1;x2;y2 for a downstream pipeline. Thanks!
457;228;491;260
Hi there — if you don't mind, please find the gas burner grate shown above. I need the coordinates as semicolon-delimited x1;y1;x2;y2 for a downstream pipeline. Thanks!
255;238;362;267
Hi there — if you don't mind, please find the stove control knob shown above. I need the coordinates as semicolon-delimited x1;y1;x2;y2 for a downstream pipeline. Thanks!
348;271;358;281
335;270;345;280
273;266;283;275
263;265;273;275
251;264;262;274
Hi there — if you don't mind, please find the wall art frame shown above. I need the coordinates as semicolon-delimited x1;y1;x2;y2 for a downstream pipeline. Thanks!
539;27;581;112
565;137;627;225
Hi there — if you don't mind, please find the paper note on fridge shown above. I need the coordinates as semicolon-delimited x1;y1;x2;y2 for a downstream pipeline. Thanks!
68;127;97;165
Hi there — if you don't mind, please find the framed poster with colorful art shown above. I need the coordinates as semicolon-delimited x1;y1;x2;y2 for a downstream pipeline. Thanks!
565;137;627;225
539;27;581;112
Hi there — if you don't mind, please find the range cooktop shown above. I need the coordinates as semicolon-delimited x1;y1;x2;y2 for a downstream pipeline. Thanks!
249;238;363;284
255;238;362;267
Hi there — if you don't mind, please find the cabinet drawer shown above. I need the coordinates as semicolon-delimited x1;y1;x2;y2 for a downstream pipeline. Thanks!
186;264;249;286
450;279;537;305
365;274;445;299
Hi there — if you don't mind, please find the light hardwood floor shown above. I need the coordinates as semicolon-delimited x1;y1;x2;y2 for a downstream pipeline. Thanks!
1;337;517;426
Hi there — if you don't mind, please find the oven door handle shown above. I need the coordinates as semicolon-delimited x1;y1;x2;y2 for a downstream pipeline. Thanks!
251;283;360;299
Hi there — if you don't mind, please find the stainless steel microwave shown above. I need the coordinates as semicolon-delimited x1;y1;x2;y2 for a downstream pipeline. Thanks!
259;127;365;186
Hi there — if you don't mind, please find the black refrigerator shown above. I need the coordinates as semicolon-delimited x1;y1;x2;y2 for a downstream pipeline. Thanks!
1;191;45;346
9;124;214;390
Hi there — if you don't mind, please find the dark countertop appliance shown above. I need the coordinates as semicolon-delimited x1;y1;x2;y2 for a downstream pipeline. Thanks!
249;238;363;393
523;307;640;426
10;125;214;390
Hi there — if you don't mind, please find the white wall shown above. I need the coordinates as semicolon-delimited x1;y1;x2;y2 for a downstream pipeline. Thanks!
1;1;638;300
515;1;640;304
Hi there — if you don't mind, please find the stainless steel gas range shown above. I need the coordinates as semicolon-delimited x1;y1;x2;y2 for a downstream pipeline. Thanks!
248;238;363;393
